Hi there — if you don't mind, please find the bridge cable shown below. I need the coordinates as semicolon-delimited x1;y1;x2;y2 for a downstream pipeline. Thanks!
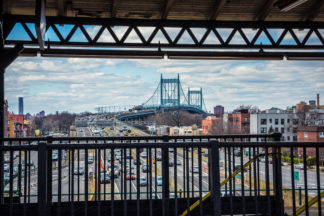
179;152;277;216
143;81;160;106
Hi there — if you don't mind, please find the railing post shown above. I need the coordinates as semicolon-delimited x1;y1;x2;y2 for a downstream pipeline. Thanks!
38;141;48;216
272;133;283;215
208;141;221;216
47;136;53;205
162;135;170;216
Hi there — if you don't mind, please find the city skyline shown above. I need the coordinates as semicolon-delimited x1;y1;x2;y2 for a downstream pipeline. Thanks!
5;57;324;114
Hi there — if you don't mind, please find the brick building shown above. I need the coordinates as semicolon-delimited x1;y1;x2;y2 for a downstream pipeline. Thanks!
3;100;8;137
231;110;250;134
297;126;324;158
202;110;250;135
8;114;24;138
202;116;223;135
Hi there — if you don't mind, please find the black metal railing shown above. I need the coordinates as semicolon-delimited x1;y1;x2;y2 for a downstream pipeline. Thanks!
0;134;323;216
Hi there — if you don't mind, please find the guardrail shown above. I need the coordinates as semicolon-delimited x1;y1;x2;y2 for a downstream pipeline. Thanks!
0;134;323;216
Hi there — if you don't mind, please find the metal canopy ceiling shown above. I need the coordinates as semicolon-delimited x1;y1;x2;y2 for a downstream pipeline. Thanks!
1;0;324;60
2;0;324;21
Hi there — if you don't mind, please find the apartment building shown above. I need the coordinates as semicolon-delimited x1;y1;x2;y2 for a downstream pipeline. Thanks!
250;108;300;141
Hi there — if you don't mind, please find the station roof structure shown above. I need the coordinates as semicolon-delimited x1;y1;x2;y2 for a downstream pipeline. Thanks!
1;0;324;60
2;0;324;22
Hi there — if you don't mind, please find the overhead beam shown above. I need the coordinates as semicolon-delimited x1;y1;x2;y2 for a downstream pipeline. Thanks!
302;0;323;21
111;0;120;18
57;0;65;16
35;0;46;50
209;0;227;20
0;44;24;69
254;0;277;21
161;0;177;19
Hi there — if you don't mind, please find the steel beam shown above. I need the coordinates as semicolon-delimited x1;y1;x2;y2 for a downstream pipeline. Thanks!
111;0;120;18
35;0;46;50
254;0;276;21
209;0;227;20
0;45;24;69
3;15;324;51
161;0;177;19
8;47;324;60
2;15;324;59
302;0;324;21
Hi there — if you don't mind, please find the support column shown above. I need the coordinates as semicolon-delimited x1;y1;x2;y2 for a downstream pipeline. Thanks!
0;68;4;204
0;44;24;204
208;141;221;216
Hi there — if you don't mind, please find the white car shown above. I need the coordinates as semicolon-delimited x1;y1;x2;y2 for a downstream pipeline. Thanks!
295;163;304;170
193;165;199;173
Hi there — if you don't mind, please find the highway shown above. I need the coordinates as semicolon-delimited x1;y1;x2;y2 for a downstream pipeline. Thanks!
5;118;323;205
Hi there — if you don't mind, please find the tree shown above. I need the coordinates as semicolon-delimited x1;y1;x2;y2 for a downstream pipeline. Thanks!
147;110;205;127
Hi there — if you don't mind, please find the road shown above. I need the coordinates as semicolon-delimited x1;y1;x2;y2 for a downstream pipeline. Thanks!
5;121;323;206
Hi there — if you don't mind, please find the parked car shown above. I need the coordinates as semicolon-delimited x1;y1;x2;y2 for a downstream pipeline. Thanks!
142;164;151;172
100;173;111;183
73;167;84;175
156;176;163;186
88;157;94;164
234;164;247;172
126;172;136;180
203;153;208;157
176;159;182;165
169;161;174;167
193;165;199;173
141;152;147;158
4;164;9;172
295;163;304;170
168;148;174;152
140;177;147;186
133;158;141;165
109;166;120;178
156;155;162;161
4;157;10;163
52;153;58;161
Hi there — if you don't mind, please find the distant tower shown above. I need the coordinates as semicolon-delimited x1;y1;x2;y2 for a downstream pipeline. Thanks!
18;97;24;115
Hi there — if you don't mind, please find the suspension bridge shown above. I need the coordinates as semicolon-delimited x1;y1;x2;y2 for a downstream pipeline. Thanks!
96;74;208;120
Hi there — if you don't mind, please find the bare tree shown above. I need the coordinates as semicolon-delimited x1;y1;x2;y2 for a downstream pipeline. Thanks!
147;110;204;127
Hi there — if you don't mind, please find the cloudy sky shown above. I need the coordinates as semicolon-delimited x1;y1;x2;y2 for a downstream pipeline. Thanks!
4;24;324;114
5;57;324;115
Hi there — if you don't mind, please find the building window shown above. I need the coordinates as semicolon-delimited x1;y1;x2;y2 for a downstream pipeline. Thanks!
281;119;284;124
281;127;284;133
287;136;290;141
293;136;297;141
287;119;290;124
261;119;267;125
282;136;285;141
320;132;324;138
244;117;248;122
275;119;278;125
261;127;267;133
304;132;308;138
287;127;290;132
275;127;279;132
293;119;299;125
293;128;298;133
269;119;272;123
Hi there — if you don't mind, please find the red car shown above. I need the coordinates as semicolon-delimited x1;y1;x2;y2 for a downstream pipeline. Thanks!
126;172;136;180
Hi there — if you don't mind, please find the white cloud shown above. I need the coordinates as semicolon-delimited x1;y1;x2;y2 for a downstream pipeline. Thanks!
4;55;324;114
